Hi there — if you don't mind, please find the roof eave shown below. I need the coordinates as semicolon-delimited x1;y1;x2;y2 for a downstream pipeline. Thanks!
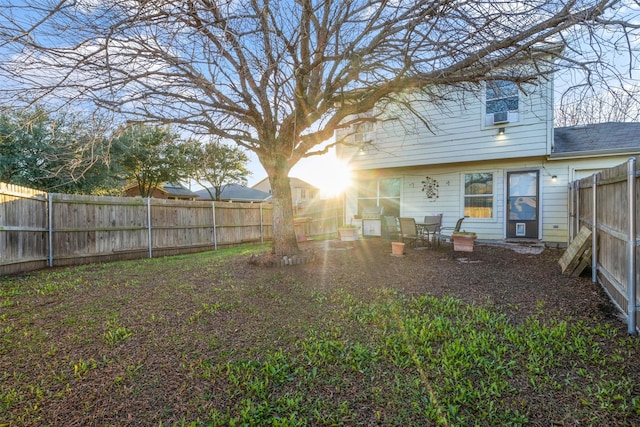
549;148;640;160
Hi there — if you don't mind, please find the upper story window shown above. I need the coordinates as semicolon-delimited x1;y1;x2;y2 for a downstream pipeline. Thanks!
354;120;375;145
485;80;519;126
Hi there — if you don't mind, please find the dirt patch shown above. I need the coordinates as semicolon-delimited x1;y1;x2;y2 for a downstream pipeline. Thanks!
2;237;638;426
268;238;619;324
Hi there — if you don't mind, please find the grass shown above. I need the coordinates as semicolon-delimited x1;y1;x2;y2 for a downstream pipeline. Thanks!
0;244;639;426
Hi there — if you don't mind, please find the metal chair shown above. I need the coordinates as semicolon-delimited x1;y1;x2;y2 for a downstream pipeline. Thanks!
382;215;400;240
440;216;467;244
422;214;443;247
399;217;430;248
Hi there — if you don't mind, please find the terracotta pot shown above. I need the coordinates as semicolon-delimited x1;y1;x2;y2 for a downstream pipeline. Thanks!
338;227;359;241
453;234;476;252
391;241;405;256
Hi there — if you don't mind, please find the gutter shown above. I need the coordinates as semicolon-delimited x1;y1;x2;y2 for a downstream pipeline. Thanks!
549;148;640;160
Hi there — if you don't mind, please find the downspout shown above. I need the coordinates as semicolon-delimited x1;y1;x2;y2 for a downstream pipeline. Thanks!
627;157;637;335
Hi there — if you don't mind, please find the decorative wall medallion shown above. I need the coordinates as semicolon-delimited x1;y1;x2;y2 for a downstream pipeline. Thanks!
421;176;439;200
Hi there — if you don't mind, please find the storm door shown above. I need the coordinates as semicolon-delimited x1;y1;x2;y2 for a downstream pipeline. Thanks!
506;171;539;239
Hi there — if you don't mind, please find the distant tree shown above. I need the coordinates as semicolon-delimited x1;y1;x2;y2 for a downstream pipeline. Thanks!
115;124;198;198
192;140;251;201
1;1;638;256
555;87;640;127
0;107;120;194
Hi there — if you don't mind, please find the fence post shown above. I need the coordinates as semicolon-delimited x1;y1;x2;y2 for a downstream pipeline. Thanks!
147;197;153;259
212;201;217;250
569;181;577;241
48;193;53;267
628;157;637;335
575;180;580;232
260;203;264;244
592;174;597;284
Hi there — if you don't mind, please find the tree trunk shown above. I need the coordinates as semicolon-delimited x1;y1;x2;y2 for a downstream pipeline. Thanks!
267;167;300;256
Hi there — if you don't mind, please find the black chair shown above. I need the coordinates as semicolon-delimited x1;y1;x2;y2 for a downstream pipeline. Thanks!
440;217;469;258
440;217;467;244
399;217;430;248
382;216;400;240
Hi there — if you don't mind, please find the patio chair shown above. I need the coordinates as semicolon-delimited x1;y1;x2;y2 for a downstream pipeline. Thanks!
382;215;401;240
439;216;467;244
439;217;469;260
399;217;430;248
422;214;443;247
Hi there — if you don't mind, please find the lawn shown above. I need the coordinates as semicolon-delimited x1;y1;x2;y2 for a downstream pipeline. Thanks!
1;239;639;426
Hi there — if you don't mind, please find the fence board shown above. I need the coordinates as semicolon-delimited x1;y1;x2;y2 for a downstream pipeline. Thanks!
559;226;591;274
1;182;343;275
0;183;48;268
0;184;279;275
51;194;149;259
569;157;640;333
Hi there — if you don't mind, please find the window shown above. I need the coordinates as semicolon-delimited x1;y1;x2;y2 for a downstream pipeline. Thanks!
486;80;518;114
464;173;494;218
354;121;374;145
356;177;401;217
301;188;306;199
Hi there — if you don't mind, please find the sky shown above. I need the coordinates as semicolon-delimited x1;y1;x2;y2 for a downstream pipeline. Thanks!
3;0;639;198
244;146;352;199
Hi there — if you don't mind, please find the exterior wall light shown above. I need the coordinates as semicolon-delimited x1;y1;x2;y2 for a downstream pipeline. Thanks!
497;127;506;135
551;175;558;182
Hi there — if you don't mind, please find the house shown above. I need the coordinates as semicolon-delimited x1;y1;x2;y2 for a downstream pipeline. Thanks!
195;183;271;202
252;177;319;214
124;182;199;200
335;76;640;246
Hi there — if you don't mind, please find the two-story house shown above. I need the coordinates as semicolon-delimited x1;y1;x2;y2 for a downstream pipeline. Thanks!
336;76;640;246
252;177;320;215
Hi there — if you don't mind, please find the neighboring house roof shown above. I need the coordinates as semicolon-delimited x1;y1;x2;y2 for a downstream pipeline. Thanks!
195;183;271;202
552;122;640;158
161;183;199;198
123;182;199;199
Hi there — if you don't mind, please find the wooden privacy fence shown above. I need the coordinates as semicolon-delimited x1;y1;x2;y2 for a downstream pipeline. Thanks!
0;182;274;275
568;157;639;334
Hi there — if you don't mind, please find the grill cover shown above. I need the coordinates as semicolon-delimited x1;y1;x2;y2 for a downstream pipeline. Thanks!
361;206;383;236
362;206;383;219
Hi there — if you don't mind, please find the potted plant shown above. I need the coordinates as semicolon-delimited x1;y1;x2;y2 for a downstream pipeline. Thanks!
452;230;477;252
338;224;360;241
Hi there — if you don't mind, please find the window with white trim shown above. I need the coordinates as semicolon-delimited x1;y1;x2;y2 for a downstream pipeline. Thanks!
463;173;494;219
356;177;401;218
485;80;519;125
353;120;375;145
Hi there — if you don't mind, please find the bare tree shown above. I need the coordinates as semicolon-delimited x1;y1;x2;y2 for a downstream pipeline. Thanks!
555;86;640;127
1;0;638;256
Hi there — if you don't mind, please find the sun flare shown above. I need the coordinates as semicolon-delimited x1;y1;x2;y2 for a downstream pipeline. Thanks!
292;153;352;198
